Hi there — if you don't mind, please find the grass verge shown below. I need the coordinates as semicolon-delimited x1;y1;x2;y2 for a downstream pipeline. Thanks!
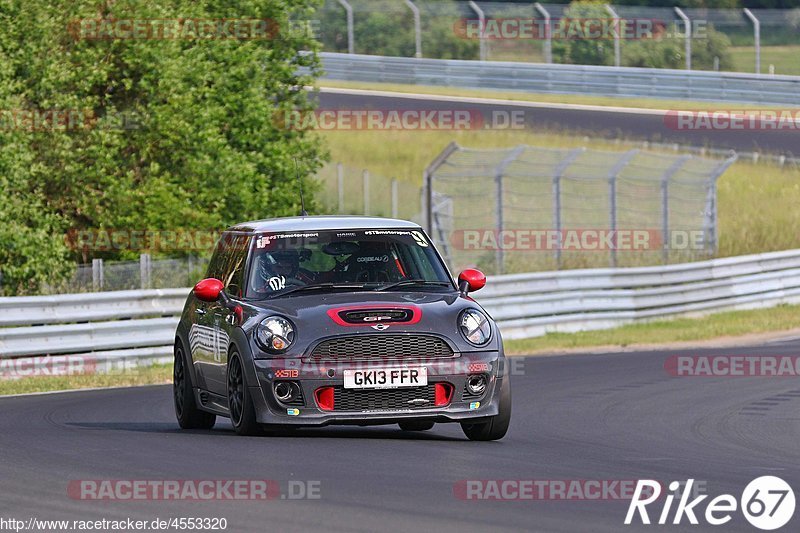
730;46;800;76
504;304;800;355
0;363;172;396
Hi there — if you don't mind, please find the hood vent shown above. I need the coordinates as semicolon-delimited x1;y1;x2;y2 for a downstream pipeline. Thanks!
339;308;413;325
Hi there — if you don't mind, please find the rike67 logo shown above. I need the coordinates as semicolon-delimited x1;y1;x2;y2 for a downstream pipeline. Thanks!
625;477;795;530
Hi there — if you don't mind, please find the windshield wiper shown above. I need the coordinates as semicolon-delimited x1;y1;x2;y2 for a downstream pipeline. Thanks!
267;282;368;298
372;279;452;292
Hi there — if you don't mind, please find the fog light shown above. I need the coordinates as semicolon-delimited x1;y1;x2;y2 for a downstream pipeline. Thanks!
274;381;294;402
466;374;487;396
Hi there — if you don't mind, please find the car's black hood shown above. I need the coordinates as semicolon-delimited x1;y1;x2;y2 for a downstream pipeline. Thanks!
240;290;498;355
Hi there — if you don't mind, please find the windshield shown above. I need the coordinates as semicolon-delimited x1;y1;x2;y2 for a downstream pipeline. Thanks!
246;228;453;298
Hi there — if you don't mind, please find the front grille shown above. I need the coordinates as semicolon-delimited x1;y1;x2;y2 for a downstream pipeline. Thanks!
333;385;436;411
309;334;454;360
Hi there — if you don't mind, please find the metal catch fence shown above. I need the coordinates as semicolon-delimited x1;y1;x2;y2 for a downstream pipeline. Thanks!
424;142;737;275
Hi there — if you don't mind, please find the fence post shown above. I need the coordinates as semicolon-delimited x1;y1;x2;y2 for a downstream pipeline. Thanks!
706;153;738;254
337;162;345;213
391;178;399;218
92;258;104;292
493;146;526;275
658;155;691;264
495;171;504;275
140;253;152;289
468;1;487;61
337;0;355;54
551;148;585;269
534;3;551;64
607;150;639;268
674;7;692;70
605;5;621;68
404;0;422;58
362;169;370;215
423;142;460;234
743;8;760;74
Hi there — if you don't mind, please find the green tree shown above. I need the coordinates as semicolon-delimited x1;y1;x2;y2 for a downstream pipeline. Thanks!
0;0;326;295
552;1;616;66
623;24;733;70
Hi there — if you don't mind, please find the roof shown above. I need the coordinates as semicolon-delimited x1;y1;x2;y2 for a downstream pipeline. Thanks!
227;215;422;233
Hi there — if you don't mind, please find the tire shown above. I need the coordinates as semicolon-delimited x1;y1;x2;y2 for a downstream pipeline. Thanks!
227;350;262;436
399;420;435;432
174;341;216;430
461;377;511;441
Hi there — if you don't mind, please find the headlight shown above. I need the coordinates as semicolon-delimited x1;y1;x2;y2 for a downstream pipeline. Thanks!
459;309;491;346
256;316;295;353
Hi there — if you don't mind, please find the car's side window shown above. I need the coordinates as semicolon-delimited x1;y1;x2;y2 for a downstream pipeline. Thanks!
205;233;251;298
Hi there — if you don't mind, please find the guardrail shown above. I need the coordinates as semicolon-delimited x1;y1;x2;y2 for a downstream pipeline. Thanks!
475;248;800;339
319;52;800;105
0;289;187;367
2;248;800;365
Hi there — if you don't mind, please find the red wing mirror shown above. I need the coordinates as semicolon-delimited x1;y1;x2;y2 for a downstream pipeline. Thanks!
458;269;487;294
194;278;224;302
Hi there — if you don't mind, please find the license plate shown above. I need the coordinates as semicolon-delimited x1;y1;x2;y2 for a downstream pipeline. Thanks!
343;367;427;389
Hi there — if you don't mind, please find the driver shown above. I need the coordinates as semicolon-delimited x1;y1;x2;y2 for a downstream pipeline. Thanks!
253;250;314;293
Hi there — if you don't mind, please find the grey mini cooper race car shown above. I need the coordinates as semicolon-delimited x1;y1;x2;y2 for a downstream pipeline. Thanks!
173;216;511;441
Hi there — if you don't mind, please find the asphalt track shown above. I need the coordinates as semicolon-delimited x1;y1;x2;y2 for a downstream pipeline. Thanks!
316;88;800;156
1;340;799;533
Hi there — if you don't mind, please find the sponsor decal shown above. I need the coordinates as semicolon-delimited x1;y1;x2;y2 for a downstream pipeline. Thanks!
469;401;481;410
256;232;320;249
286;409;300;416
356;255;390;263
268;276;286;291
411;231;428;247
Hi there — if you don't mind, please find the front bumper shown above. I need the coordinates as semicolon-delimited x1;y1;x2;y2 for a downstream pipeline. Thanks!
248;352;503;426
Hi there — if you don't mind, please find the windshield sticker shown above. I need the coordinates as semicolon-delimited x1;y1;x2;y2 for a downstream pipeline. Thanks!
268;275;286;291
357;255;390;263
412;231;428;247
363;230;412;236
256;232;320;249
